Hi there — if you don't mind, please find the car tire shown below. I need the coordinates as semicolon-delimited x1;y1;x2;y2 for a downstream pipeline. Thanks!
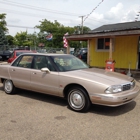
3;79;16;94
67;86;91;112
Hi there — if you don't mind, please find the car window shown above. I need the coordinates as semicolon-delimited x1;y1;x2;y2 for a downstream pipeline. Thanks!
51;55;89;72
74;48;87;56
33;55;56;71
17;55;33;68
82;49;87;53
12;56;22;66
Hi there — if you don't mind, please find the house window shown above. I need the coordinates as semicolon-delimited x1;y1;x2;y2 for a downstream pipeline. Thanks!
97;38;110;50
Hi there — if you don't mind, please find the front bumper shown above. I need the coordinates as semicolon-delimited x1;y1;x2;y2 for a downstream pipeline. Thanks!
90;85;140;107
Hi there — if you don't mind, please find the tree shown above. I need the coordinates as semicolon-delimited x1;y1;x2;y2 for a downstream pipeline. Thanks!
6;35;15;46
0;13;8;33
0;27;8;50
14;31;28;46
36;19;75;48
14;31;39;50
26;33;39;50
74;26;91;34
0;13;9;50
36;19;91;49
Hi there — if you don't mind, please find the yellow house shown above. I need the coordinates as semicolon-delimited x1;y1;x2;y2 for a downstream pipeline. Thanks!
66;21;140;70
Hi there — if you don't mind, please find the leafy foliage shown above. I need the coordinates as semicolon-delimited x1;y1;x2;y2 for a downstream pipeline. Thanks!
14;31;29;46
0;13;8;33
36;19;77;48
1;14;91;50
0;27;8;50
6;35;15;46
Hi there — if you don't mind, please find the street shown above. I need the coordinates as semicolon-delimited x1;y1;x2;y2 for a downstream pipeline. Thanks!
0;82;140;140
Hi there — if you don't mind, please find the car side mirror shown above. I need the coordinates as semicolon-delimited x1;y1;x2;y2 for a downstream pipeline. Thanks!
41;67;50;73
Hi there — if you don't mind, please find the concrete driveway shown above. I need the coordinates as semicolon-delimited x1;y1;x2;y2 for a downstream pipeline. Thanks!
0;82;140;140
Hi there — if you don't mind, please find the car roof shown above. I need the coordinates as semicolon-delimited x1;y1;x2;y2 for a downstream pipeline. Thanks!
80;48;87;50
19;53;70;56
14;50;33;52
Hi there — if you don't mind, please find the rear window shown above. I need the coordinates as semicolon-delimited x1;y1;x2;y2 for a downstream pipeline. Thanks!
74;48;87;56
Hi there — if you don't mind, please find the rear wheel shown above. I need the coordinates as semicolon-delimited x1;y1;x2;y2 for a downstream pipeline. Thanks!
3;79;16;94
67;86;91;112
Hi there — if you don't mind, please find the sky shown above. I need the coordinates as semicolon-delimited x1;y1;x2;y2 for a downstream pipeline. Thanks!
0;0;140;36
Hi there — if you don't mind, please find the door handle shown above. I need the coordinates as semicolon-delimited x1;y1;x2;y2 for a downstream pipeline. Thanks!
32;72;36;74
12;69;15;71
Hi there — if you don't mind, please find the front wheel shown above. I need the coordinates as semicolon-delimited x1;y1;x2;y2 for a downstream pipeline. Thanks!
3;79;16;94
67;86;91;112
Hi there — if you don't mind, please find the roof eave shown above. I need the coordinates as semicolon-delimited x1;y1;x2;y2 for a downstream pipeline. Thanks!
66;29;140;41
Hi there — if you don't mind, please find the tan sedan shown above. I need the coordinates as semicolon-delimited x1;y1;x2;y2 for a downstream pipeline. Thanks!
0;53;139;112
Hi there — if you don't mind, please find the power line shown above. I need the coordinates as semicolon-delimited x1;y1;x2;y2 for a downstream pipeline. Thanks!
0;8;77;21
0;0;108;29
0;7;107;24
7;24;37;29
78;0;105;33
0;0;109;34
83;0;105;22
0;0;80;17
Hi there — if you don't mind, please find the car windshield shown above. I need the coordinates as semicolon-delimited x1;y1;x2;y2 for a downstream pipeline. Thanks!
51;55;89;72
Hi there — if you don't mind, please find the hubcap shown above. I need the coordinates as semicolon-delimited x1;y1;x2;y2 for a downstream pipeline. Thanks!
70;91;85;109
5;80;12;92
73;94;82;106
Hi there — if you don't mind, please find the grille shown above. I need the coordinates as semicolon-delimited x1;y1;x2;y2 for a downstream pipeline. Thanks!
122;80;135;91
122;84;131;91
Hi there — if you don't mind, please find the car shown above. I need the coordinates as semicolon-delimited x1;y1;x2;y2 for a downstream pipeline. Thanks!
7;50;36;63
0;53;140;112
0;50;12;61
74;48;87;62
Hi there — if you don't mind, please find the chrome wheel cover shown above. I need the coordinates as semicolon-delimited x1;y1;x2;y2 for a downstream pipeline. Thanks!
5;80;13;93
69;90;85;110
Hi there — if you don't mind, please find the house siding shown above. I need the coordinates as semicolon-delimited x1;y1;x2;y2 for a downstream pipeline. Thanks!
89;35;139;69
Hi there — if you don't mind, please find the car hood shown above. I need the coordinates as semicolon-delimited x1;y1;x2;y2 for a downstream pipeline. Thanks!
61;68;133;86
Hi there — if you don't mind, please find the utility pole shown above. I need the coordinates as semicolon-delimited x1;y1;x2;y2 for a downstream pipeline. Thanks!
79;16;85;47
79;15;85;34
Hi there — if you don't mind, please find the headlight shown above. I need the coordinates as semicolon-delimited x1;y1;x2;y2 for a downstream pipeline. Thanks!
131;80;135;88
105;85;122;94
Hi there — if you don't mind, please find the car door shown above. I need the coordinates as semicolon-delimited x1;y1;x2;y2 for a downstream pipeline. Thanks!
9;55;34;90
30;55;59;96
